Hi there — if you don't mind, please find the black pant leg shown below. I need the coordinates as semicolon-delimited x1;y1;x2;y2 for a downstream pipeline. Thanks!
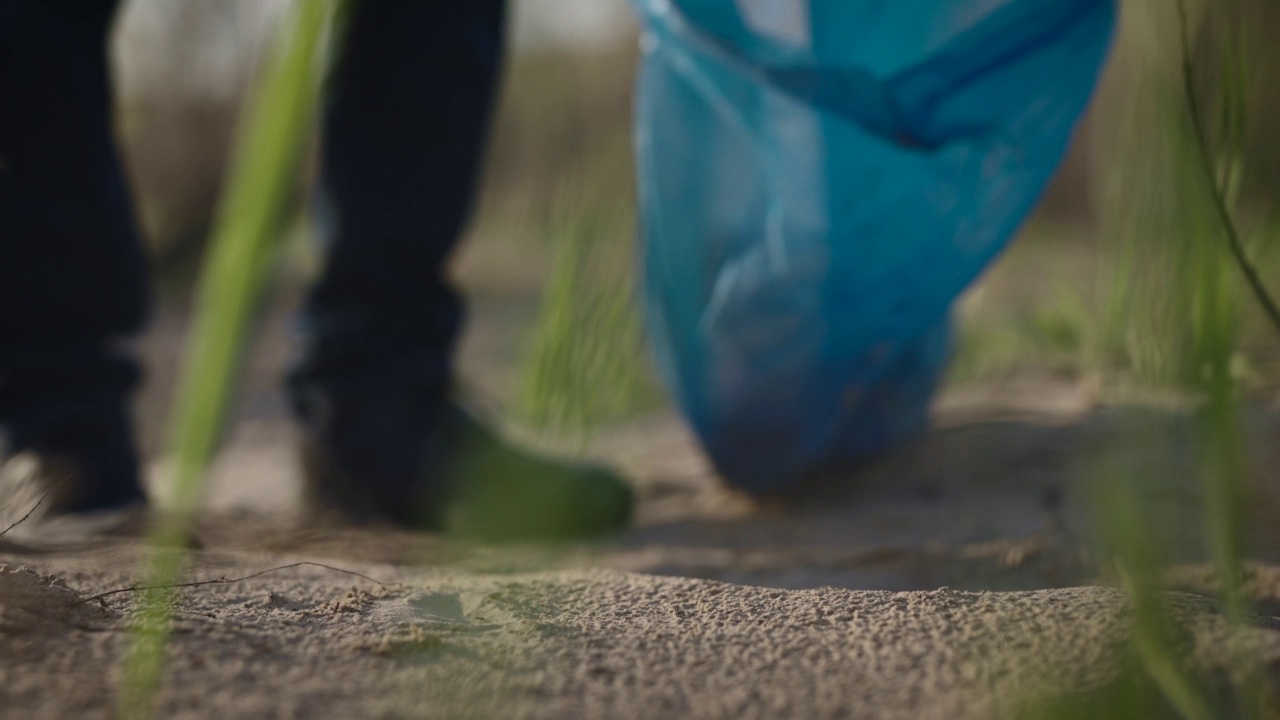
0;0;146;507
290;0;507;400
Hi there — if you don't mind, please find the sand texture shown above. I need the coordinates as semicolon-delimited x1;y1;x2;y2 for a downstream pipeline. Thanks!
5;375;1280;718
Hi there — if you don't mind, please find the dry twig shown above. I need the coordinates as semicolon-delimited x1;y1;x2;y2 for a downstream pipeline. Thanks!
74;561;400;606
0;487;58;539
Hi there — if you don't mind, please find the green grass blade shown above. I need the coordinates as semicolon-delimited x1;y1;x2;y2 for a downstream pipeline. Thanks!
119;3;341;717
1177;0;1280;338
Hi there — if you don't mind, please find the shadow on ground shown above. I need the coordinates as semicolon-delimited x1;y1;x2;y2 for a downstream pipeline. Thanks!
132;369;1280;610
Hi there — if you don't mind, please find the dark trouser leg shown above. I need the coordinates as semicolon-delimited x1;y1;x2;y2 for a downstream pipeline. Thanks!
0;0;148;510
288;0;507;506
288;0;632;540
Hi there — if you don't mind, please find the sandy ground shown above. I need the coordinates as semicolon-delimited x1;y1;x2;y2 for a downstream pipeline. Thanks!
6;285;1280;718
6;558;1280;720
6;372;1280;718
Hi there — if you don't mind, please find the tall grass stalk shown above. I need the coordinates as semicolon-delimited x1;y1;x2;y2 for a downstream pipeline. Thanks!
118;3;341;717
1174;0;1251;628
1177;2;1276;715
1106;478;1215;720
1084;1;1278;716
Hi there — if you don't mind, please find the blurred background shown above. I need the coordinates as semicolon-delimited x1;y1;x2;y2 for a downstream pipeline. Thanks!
109;0;1280;482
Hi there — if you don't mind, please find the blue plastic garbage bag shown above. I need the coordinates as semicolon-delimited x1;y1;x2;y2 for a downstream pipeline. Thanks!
632;0;1115;492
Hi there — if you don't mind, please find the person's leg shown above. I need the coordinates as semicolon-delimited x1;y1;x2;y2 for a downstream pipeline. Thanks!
0;0;149;515
292;0;500;400
289;0;632;539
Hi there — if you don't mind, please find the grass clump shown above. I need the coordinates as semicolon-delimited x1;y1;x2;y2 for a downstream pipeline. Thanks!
516;195;659;439
1053;1;1280;718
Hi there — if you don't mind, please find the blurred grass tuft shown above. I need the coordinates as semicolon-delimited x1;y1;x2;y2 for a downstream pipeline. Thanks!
515;194;660;439
1053;1;1280;717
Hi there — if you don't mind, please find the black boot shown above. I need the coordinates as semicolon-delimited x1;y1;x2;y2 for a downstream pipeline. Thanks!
296;388;633;542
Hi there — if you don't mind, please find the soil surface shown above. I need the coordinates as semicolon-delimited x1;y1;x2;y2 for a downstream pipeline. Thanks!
6;283;1280;718
6;370;1280;718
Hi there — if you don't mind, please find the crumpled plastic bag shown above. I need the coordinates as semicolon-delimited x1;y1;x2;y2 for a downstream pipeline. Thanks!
632;0;1115;491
